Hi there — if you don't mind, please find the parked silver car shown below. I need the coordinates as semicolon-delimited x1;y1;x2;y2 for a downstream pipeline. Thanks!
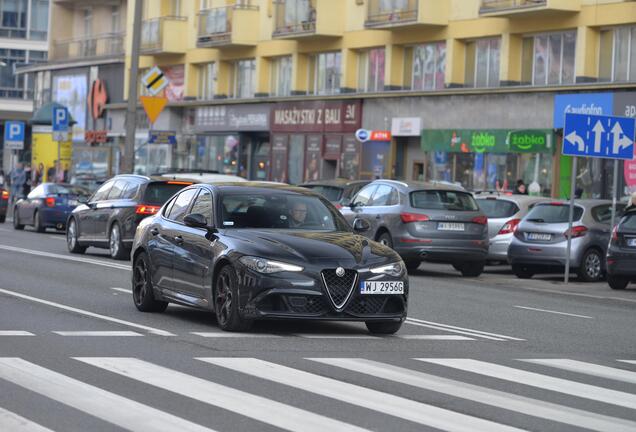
341;180;488;276
476;194;550;263
508;200;625;282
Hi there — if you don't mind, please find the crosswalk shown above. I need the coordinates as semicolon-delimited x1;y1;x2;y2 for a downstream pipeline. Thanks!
1;356;635;432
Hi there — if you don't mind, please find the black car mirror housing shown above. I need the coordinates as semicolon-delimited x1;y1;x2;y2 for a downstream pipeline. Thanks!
353;218;370;233
184;213;209;229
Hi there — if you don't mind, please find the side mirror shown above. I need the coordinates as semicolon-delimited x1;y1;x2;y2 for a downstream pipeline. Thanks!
184;213;209;229
350;201;361;210
352;218;370;233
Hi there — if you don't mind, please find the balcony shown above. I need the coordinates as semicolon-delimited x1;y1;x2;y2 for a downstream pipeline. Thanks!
479;0;581;17
52;33;125;62
197;3;259;48
141;16;188;55
272;0;343;40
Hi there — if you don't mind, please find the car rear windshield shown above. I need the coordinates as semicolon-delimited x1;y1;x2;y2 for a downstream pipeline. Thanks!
525;204;583;223
591;204;625;224
410;190;479;211
143;182;192;205
477;199;519;219
302;185;343;202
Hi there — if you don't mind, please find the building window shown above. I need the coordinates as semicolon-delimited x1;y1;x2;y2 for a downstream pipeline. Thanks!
465;38;500;88
599;26;636;82
358;48;385;92
308;51;341;95
29;0;48;40
271;56;292;97
0;48;26;98
232;59;255;98
111;5;121;32
83;8;92;36
276;0;314;33
521;31;576;86
198;62;217;100
0;0;28;38
404;42;446;90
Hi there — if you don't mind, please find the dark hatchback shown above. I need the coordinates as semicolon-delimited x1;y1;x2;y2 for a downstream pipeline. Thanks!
131;183;408;334
67;175;194;260
299;179;371;209
607;206;636;290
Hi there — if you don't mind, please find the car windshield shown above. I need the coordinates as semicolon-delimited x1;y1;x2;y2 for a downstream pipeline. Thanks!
220;192;347;231
143;182;193;205
525;204;583;223
302;185;343;202
410;190;479;211
477;199;519;218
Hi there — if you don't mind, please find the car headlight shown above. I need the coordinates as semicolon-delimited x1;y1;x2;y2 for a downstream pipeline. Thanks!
370;262;404;277
239;256;303;274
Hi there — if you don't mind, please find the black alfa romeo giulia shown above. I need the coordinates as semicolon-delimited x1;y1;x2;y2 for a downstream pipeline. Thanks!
131;183;408;334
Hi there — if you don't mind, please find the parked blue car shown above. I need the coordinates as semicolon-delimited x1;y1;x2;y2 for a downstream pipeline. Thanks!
13;183;90;232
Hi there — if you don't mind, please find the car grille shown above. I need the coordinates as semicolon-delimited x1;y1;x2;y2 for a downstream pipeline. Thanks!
321;269;357;310
346;296;387;315
285;295;327;314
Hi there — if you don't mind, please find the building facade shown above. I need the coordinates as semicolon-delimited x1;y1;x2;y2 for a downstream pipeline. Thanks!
38;0;636;198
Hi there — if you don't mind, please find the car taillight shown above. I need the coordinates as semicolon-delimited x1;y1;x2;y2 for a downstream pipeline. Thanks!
400;213;429;223
549;202;565;206
611;225;618;242
335;203;343;210
564;225;588;239
498;218;521;235
471;215;488;225
1;190;8;200
135;204;160;215
45;197;56;207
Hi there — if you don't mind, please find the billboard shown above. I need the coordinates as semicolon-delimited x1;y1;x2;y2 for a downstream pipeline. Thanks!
52;74;88;142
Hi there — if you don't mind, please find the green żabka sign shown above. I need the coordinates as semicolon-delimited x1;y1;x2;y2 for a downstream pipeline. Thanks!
421;129;554;154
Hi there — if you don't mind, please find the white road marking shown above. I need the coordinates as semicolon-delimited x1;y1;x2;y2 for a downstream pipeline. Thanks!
190;332;281;338
405;320;506;340
0;358;215;432
53;331;143;337
619;360;636;365
405;317;524;341
523;359;636;385
48;236;65;241
0;287;174;336
0;331;34;336
418;359;636;410
110;287;131;294
312;358;636;432
0;407;54;432
294;334;379;339
76;357;370;432
514;306;593;319
199;357;525;432
0;244;130;271
398;335;475;340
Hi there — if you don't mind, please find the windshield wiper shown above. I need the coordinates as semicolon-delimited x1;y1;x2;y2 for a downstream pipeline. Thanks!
526;218;545;223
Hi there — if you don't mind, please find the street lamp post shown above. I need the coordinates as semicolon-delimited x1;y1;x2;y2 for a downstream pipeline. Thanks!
123;0;144;174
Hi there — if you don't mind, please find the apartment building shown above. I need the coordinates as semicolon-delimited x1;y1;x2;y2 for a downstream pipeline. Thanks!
0;0;49;174
108;0;635;197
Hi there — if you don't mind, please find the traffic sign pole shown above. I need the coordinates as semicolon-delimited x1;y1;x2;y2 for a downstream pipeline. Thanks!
564;156;577;284
610;159;619;232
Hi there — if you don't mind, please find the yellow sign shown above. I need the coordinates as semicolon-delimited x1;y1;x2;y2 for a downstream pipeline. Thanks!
32;131;72;183
141;96;168;125
141;66;169;96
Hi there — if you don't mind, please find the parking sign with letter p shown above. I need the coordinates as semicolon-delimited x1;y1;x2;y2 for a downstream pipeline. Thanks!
4;121;25;150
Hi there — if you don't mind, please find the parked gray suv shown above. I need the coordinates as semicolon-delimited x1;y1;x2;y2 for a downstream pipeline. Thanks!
341;180;488;276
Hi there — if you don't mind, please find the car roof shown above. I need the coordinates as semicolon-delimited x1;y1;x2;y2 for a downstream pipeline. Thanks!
299;179;370;188
370;179;465;192
476;194;550;204
534;199;616;207
159;173;247;183
196;182;323;196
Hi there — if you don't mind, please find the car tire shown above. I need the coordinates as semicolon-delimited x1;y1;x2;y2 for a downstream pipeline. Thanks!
459;262;484;277
33;210;45;233
13;208;24;230
365;320;403;335
214;265;252;332
66;218;87;254
132;252;168;313
577;249;603;282
404;259;420;272
109;223;129;260
607;275;629;290
512;264;534;279
377;231;393;249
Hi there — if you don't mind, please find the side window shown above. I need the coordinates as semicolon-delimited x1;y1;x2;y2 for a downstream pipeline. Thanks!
167;189;198;223
107;180;127;200
163;195;177;218
371;185;394;206
353;185;377;207
27;185;45;199
121;182;139;199
189;189;213;221
91;181;113;202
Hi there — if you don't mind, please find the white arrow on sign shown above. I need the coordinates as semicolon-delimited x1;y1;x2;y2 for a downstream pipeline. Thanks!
611;121;633;154
565;130;585;152
592;120;605;153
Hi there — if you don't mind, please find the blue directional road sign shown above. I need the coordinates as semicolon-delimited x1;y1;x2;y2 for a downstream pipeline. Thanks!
563;112;636;160
52;107;69;141
4;121;25;150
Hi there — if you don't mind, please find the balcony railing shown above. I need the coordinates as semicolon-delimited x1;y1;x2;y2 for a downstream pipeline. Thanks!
365;0;418;27
480;0;547;13
197;3;258;47
52;32;125;61
273;0;317;37
141;16;187;53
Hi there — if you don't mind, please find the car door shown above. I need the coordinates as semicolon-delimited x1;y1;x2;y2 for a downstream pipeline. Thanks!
21;185;45;223
146;194;179;291
172;188;214;301
94;180;127;242
340;184;377;228
368;184;400;237
80;180;113;241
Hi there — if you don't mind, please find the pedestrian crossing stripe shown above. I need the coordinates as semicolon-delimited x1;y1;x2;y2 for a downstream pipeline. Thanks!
0;357;635;432
141;66;169;96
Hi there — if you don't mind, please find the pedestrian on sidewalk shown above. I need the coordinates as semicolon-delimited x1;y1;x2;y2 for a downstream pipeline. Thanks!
9;162;26;205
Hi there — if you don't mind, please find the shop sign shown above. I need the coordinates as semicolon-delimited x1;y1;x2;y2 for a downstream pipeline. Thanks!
370;130;392;141
624;159;636;191
553;92;614;128
148;130;177;145
271;100;361;133
421;129;554;154
194;104;271;132
614;92;636;118
84;130;108;144
391;117;421;136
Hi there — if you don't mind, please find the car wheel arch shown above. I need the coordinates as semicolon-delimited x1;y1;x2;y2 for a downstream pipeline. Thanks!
374;227;390;242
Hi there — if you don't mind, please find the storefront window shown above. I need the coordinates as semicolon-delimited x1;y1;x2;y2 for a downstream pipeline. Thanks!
406;42;445;91
271;56;292;96
251;141;270;180
525;31;576;86
358;48;385;93
134;141;172;176
195;135;240;175
288;135;304;184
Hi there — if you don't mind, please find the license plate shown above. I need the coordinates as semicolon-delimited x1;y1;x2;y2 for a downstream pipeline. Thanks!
360;281;404;295
437;222;465;231
627;238;636;247
527;232;551;241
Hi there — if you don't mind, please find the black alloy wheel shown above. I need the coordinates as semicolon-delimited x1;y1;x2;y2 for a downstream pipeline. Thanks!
512;264;534;279
132;252;168;312
66;218;87;254
607;275;629;290
377;232;394;249
214;265;252;332
365;320;403;335
13;207;24;230
577;249;603;282
33;210;45;233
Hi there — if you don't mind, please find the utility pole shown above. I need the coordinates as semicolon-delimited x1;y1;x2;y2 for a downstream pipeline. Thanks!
123;0;144;174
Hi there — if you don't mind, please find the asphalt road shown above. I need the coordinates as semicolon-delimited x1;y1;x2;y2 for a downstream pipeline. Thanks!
1;224;636;432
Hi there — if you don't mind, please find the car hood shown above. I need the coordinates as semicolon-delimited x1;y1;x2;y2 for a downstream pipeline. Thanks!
223;229;400;265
